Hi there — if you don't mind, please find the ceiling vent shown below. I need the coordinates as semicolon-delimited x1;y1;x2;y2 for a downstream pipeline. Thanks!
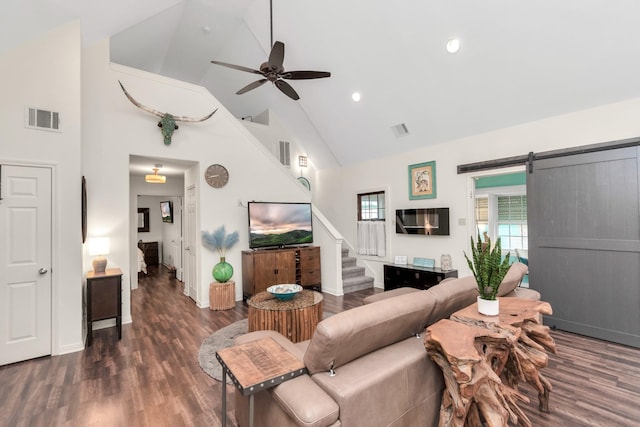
25;106;61;132
391;123;409;138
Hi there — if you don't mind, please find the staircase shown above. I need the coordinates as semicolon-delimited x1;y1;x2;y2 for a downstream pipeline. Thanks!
341;248;374;293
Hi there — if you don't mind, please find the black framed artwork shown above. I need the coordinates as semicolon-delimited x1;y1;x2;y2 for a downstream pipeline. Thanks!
81;176;87;243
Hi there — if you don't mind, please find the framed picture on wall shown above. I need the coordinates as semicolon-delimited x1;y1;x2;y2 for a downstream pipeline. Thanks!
408;161;437;199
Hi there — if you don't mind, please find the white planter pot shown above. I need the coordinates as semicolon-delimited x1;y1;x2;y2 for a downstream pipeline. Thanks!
477;296;499;316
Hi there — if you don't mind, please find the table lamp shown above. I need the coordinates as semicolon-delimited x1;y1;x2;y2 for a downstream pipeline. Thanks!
89;237;110;273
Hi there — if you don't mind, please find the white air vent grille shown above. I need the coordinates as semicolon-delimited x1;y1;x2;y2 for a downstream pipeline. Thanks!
279;141;291;167
25;107;61;132
391;123;409;137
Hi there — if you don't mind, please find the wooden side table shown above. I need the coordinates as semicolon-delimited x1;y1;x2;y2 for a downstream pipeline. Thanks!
247;290;323;343
86;268;122;346
424;298;556;427
209;280;235;310
216;337;307;427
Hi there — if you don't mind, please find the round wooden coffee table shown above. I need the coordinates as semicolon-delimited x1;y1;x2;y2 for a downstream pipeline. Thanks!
247;290;323;343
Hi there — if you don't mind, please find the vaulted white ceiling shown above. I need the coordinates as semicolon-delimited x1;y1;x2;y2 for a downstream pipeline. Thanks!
5;0;640;169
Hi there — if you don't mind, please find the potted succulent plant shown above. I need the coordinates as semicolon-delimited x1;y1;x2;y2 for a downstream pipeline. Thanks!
201;226;239;283
463;233;511;315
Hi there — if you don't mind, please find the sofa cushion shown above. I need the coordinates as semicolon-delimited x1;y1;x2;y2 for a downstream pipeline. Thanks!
362;287;420;304
504;287;540;300
497;262;529;296
303;291;435;374
425;276;478;325
311;337;443;427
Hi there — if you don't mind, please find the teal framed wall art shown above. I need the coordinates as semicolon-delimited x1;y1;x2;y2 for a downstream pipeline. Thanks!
408;161;436;199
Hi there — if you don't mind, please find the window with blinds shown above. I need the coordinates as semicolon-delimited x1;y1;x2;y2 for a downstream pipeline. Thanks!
475;197;489;236
475;197;489;235
474;194;528;251
497;195;527;251
497;195;527;221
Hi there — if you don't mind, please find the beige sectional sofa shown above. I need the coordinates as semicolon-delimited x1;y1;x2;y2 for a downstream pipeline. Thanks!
233;262;533;427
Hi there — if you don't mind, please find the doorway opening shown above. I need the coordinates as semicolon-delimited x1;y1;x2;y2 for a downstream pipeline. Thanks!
129;155;198;300
468;167;529;285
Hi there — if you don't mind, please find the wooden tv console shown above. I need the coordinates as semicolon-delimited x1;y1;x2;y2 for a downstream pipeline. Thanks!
241;246;321;300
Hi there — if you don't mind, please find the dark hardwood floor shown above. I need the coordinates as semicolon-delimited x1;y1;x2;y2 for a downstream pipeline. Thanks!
1;265;639;426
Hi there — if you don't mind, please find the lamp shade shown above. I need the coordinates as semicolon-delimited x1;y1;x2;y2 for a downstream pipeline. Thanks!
89;237;110;256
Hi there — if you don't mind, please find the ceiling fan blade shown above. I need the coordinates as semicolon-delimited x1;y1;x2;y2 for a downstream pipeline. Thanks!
236;79;268;95
275;79;300;100
268;41;285;69
211;60;263;75
282;70;331;80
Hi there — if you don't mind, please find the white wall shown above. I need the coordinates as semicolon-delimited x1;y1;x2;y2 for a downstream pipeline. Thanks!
137;196;167;244
316;98;640;287
0;21;83;354
243;109;318;198
136;195;182;262
82;38;313;318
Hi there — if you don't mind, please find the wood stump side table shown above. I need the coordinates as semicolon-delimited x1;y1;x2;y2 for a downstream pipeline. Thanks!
247;290;323;343
424;297;557;427
209;280;236;310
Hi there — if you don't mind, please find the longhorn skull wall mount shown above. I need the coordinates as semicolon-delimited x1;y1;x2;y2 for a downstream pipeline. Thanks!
118;81;218;145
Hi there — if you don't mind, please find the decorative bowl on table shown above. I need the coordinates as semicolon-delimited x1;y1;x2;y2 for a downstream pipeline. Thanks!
267;284;303;301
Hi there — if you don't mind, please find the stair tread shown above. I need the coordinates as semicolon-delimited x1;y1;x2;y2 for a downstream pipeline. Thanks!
343;275;374;285
340;249;373;293
343;278;374;293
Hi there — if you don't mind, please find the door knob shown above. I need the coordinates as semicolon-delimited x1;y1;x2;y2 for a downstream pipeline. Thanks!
39;268;48;274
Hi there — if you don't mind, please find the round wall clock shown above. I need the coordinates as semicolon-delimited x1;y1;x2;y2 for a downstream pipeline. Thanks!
297;176;311;191
205;164;229;188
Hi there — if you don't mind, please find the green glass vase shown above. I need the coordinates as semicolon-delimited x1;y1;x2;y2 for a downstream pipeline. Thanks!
213;257;233;283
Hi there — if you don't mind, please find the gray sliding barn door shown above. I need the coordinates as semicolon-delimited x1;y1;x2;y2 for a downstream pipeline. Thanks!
527;146;640;348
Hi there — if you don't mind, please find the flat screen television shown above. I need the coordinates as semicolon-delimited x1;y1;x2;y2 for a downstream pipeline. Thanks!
396;207;449;235
160;201;173;223
248;201;313;249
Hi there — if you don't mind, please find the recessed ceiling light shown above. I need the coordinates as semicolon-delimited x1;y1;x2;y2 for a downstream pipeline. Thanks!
446;38;460;54
352;92;361;102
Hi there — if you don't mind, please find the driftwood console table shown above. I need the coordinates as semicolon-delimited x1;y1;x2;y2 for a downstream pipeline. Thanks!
424;297;556;427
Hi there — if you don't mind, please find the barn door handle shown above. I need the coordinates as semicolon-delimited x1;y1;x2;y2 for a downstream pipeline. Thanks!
39;268;48;275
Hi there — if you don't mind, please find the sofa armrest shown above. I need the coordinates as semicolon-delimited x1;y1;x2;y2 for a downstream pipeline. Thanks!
271;375;340;427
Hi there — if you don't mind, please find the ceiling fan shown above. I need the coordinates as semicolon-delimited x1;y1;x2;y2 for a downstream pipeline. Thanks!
210;0;330;100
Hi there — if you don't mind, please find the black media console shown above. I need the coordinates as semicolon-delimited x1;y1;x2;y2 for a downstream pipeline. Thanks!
383;264;458;291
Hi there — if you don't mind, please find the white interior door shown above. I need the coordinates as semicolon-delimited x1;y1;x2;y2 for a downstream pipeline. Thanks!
184;185;197;301
0;164;52;365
